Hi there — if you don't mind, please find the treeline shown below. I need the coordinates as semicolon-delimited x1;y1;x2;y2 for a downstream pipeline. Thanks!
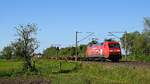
43;45;87;58
42;40;99;58
120;17;150;61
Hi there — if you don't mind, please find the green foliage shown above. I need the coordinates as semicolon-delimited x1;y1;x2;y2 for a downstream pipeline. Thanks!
43;44;87;58
121;18;150;58
0;59;22;77
43;47;58;58
14;23;39;72
78;45;86;56
122;55;150;62
0;52;2;59
59;47;73;56
1;45;13;60
121;31;141;54
11;41;24;59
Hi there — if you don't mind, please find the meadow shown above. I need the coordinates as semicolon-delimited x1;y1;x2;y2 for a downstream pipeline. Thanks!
0;59;150;84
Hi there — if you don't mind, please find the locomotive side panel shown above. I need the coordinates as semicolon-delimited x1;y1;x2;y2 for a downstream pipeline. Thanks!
86;45;102;57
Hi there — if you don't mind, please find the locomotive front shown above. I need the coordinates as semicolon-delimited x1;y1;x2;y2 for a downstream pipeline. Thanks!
107;42;122;62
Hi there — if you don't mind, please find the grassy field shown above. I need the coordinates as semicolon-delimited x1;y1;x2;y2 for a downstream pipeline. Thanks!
0;59;150;84
121;55;150;62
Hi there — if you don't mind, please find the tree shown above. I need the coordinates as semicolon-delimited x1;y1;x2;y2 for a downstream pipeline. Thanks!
11;41;23;59
43;45;86;58
15;24;38;72
78;45;86;57
120;17;150;56
1;45;13;60
70;47;76;56
0;51;3;59
120;31;143;55
43;47;58;58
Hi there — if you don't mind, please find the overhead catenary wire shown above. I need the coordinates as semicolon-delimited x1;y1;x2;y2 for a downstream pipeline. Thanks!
77;32;95;43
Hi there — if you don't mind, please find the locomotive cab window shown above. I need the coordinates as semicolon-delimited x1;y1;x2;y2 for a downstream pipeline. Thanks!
100;43;103;46
109;43;120;48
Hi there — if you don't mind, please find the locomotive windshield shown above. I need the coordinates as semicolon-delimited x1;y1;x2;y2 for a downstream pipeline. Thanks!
109;43;120;48
88;43;100;47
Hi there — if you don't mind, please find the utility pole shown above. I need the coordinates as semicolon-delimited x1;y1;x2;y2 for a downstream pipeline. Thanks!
75;31;79;61
75;31;94;61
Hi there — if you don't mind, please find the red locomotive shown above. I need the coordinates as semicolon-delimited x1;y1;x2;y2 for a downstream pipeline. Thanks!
85;40;122;62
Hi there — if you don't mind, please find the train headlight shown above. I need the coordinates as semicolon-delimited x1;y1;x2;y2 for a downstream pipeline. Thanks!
109;50;113;52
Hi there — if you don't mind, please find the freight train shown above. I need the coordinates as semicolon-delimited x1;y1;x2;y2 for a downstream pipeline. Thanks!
47;40;122;62
85;40;122;62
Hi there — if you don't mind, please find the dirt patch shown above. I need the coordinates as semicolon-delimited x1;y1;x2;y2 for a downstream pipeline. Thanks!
0;77;51;84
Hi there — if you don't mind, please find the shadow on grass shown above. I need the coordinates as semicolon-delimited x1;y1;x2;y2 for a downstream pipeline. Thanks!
0;70;39;77
0;71;24;77
59;69;73;73
52;68;77;74
0;72;12;77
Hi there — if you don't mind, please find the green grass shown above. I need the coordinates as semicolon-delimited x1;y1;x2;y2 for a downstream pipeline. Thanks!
0;60;22;77
121;55;150;62
0;59;150;84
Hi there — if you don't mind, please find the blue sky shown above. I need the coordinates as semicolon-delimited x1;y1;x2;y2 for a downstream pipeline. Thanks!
0;0;150;52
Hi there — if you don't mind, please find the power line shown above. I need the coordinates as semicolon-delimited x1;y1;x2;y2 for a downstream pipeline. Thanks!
77;32;94;43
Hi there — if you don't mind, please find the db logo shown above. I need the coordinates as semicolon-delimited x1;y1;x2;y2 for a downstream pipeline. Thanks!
96;49;103;55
